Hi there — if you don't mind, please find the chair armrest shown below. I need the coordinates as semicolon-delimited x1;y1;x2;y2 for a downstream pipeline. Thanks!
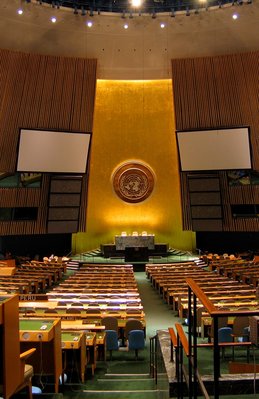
20;348;36;361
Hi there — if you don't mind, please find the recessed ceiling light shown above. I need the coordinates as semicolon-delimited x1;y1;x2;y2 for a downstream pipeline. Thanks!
232;12;239;19
50;16;57;23
124;23;129;29
17;8;24;15
87;21;93;27
160;23;165;28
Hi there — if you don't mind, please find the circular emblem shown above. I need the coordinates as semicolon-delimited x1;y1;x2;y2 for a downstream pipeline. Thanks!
113;162;155;203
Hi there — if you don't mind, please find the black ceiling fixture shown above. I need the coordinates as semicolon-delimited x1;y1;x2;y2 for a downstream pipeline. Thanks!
35;0;252;13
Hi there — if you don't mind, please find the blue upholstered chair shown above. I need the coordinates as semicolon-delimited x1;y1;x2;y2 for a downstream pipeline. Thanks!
218;326;233;359
128;330;145;360
105;330;120;360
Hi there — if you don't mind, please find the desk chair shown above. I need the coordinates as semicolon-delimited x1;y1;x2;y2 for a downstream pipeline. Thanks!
208;308;229;343
14;348;36;399
106;330;120;360
124;319;143;340
218;327;233;360
102;316;118;333
127;330;145;360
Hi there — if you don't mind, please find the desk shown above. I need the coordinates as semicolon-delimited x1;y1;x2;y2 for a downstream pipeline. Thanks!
61;331;86;383
19;318;62;393
85;332;97;375
115;234;155;250
61;320;105;331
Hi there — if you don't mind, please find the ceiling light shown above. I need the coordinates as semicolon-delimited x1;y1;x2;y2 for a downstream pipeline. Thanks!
87;21;93;27
124;23;129;29
160;23;165;28
17;8;24;15
50;16;57;23
232;12;239;18
132;0;142;6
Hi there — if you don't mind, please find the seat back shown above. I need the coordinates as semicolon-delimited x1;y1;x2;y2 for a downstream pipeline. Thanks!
124;319;143;339
218;327;233;343
105;330;119;351
128;330;145;351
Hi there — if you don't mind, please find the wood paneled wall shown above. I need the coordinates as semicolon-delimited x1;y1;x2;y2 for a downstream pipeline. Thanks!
0;49;97;235
171;51;259;232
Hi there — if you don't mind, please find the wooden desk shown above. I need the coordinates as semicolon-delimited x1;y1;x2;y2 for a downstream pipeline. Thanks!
61;320;105;331
19;318;62;393
61;331;86;383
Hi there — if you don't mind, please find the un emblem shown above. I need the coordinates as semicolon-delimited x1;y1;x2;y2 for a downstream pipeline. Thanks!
113;162;155;203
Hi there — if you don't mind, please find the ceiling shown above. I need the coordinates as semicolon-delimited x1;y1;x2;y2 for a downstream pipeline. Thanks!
0;0;259;79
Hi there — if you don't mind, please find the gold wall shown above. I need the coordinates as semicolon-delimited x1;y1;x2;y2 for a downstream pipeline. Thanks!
73;79;195;253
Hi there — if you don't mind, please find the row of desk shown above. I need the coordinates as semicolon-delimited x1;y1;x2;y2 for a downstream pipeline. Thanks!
17;263;146;391
19;317;106;391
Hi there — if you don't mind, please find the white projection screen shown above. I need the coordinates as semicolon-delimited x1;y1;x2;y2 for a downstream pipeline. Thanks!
176;127;252;172
17;129;91;173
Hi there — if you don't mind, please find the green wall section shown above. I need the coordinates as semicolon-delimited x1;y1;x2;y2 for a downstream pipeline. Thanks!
72;80;195;254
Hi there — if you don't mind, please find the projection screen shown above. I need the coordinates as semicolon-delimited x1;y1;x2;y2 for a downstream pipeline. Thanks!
176;127;252;172
17;129;91;173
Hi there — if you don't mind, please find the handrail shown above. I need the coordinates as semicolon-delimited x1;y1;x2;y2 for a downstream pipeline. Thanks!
186;278;217;314
175;323;189;356
168;327;177;347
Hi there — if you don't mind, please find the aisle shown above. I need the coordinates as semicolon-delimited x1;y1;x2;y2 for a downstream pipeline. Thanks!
134;271;181;338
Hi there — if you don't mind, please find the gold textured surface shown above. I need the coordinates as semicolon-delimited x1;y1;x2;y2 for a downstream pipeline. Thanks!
73;80;195;253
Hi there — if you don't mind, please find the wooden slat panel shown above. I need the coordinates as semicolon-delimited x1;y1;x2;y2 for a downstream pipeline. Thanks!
172;51;259;232
0;49;97;235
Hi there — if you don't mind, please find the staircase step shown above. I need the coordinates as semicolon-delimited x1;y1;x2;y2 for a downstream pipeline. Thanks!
81;389;159;398
103;373;150;380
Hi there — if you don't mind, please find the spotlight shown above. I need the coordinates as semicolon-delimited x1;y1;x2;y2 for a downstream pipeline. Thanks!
17;8;24;15
124;23;129;29
87;20;93;27
50;16;57;23
160;22;165;28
